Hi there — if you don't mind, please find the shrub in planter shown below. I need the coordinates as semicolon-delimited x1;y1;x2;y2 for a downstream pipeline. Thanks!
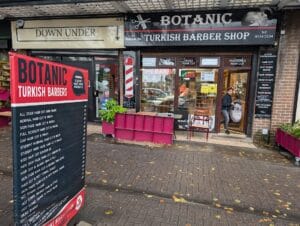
276;120;300;166
279;120;300;138
99;100;126;135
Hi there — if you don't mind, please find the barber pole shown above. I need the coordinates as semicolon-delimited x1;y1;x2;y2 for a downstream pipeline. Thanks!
124;56;134;99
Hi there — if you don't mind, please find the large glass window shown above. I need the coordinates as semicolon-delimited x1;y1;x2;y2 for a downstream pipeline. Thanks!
178;68;218;131
141;68;175;113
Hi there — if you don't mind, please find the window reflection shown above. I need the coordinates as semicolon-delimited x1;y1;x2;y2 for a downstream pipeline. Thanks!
141;68;175;113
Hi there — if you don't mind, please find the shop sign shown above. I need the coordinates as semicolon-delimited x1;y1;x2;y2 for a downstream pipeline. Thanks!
224;56;251;67
255;49;277;118
200;57;220;67
125;11;277;46
10;53;88;225
158;57;176;66
142;57;156;67
11;18;124;49
181;57;196;66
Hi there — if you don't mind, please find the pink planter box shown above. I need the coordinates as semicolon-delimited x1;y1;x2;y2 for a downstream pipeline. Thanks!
102;121;114;135
0;108;10;127
114;113;174;145
115;128;134;140
276;128;300;157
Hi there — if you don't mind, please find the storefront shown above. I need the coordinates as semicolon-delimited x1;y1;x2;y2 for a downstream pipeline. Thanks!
11;17;124;122
124;10;278;136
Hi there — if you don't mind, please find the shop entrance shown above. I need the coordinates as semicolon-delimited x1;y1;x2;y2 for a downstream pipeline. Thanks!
221;70;250;133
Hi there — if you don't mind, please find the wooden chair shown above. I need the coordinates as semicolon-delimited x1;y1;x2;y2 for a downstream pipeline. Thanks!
187;109;210;141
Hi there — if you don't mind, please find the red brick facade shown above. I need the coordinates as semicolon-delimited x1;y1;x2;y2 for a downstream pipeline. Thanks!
252;10;300;142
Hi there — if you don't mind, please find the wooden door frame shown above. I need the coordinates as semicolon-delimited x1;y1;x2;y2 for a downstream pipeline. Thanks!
217;68;252;134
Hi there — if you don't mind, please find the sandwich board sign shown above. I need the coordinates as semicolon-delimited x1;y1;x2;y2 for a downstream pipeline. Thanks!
10;52;88;225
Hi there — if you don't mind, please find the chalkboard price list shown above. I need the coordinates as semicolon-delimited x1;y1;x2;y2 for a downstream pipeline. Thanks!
13;102;87;225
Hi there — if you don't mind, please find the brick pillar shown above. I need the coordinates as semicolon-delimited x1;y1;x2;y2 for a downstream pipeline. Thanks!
252;11;300;143
270;11;300;134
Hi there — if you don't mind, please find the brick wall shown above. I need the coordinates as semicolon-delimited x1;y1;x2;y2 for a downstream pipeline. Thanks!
252;10;300;143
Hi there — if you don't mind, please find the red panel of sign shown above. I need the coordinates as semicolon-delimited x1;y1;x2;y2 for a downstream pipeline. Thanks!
10;52;88;105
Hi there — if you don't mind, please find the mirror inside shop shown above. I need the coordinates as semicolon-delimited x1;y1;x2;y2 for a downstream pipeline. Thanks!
141;67;218;131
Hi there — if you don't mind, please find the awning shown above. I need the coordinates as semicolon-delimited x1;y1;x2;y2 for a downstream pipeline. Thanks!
0;0;298;19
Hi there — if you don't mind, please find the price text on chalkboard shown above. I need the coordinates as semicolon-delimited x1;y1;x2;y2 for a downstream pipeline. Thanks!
255;49;277;118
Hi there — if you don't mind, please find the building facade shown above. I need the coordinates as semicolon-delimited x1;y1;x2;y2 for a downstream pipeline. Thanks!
0;0;299;143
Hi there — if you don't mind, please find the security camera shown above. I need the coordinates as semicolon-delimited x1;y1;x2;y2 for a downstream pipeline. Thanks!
16;19;25;29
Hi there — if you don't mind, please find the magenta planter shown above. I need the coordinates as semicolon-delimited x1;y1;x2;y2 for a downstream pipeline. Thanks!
114;113;174;145
276;128;300;157
102;121;114;135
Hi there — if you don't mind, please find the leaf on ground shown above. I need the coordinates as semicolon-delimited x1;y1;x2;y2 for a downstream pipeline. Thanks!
185;224;191;226
172;195;187;203
148;161;155;164
104;209;113;215
263;211;270;216
101;179;107;183
226;210;233;214
275;209;280;214
259;218;273;223
160;199;165;204
211;167;215;171
215;215;221;219
85;171;92;175
115;189;119;192
213;198;218;202
224;207;234;211
9;200;13;204
215;203;221;208
145;194;153;198
234;199;241;204
274;192;281;196
249;207;255;211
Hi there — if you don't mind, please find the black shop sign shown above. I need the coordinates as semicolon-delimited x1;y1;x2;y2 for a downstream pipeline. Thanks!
255;49;277;118
125;10;277;46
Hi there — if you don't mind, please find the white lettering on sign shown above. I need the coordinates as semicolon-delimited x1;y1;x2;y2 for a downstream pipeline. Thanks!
224;32;250;40
160;13;232;26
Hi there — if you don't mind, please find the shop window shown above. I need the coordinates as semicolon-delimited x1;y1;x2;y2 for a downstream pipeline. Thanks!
177;68;218;131
141;68;175;113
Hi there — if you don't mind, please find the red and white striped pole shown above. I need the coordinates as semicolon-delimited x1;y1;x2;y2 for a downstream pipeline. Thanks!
124;56;134;99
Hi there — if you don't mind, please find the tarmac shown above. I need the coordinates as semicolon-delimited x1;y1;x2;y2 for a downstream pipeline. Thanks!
0;123;300;226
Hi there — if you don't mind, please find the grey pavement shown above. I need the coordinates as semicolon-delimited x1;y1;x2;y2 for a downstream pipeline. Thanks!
1;126;300;225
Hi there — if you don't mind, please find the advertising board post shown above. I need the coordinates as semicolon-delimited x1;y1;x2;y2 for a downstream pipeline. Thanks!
10;53;88;225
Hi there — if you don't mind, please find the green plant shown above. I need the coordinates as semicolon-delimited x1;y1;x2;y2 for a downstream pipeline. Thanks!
280;120;300;138
99;99;126;123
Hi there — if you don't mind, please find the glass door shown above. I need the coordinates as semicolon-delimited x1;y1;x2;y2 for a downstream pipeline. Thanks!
94;58;119;119
222;70;250;133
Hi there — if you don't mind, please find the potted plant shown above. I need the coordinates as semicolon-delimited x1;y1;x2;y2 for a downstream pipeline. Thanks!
276;121;300;166
99;99;126;136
